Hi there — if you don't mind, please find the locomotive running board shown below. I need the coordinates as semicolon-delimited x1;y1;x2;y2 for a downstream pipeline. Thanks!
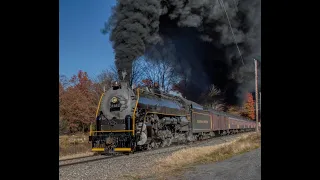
114;148;131;152
91;148;132;152
92;148;104;152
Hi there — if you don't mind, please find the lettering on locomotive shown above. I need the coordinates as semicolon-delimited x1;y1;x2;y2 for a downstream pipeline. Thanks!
196;120;209;124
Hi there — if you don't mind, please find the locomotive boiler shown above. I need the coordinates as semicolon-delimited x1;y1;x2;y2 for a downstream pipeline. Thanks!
89;81;256;154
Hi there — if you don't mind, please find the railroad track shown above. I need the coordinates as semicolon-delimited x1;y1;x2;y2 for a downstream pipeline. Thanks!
59;154;118;167
59;154;99;162
59;131;252;167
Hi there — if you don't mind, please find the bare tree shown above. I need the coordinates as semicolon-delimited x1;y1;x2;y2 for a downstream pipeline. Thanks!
96;69;115;89
200;84;226;111
140;58;179;92
107;58;144;87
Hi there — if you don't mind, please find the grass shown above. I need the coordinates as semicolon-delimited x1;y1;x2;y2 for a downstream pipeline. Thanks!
59;133;94;159
125;132;261;180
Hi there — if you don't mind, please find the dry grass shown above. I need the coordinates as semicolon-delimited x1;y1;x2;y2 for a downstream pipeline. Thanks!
59;133;92;159
126;132;261;180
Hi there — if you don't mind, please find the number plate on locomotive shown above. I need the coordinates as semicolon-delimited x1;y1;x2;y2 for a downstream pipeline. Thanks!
110;103;120;108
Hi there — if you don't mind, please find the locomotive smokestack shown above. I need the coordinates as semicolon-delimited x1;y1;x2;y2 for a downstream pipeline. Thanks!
120;81;128;89
121;70;127;81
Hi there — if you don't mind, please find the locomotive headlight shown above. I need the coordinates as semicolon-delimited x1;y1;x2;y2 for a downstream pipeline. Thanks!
111;97;118;104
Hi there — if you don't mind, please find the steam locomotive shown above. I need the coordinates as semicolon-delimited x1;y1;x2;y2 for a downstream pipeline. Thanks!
89;81;256;154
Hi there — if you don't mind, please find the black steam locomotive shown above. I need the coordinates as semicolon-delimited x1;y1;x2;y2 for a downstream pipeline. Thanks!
89;81;256;154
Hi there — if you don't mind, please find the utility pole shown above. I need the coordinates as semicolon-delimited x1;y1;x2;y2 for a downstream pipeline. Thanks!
254;59;259;132
260;92;261;126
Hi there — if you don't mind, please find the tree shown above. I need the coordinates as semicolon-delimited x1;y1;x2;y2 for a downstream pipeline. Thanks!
59;81;65;134
241;93;255;120
59;81;64;105
199;84;226;111
59;75;69;134
140;50;179;92
227;105;242;116
142;40;180;92
69;70;93;98
140;58;179;93
94;69;117;98
59;70;97;133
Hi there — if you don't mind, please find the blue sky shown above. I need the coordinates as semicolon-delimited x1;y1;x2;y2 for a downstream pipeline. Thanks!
59;0;117;79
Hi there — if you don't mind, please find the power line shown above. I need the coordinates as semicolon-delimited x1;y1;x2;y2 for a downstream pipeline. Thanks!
218;0;245;66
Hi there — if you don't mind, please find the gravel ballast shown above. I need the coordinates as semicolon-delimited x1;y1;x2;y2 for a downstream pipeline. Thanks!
59;133;253;180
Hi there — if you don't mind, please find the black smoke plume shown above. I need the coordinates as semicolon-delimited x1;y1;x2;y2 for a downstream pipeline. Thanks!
104;0;261;105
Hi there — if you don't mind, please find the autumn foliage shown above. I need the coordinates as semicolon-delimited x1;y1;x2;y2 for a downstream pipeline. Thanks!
59;70;115;134
241;93;255;120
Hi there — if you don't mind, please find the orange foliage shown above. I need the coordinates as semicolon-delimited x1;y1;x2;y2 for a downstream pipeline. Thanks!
70;70;93;98
59;71;98;133
59;70;119;134
241;93;255;120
